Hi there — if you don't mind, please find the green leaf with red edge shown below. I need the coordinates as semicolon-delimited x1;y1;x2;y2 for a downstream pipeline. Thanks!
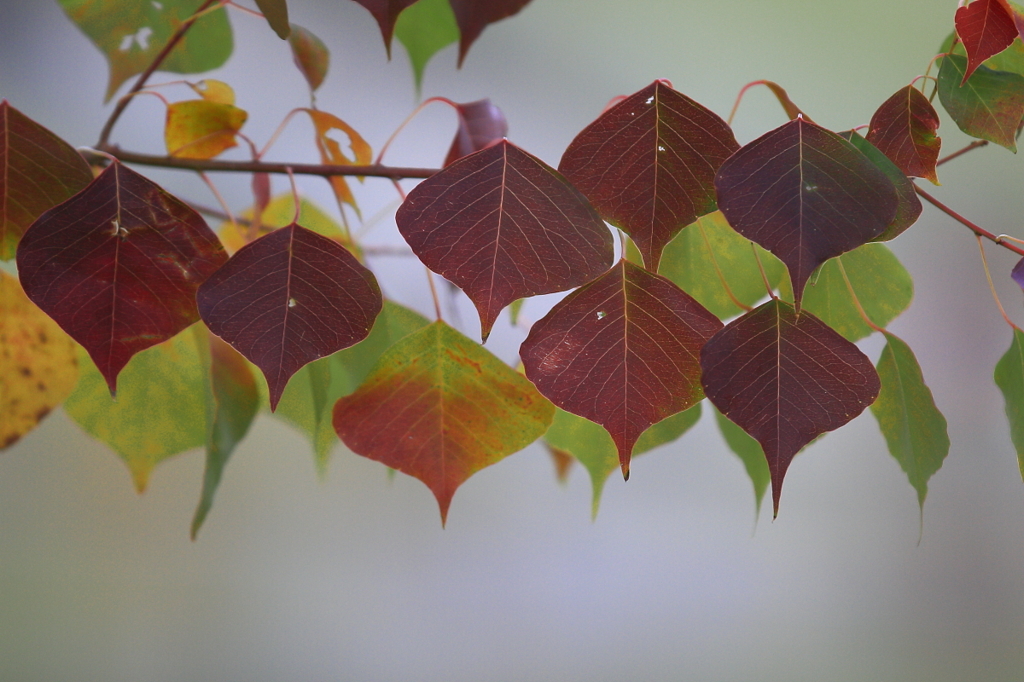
0;101;93;261
16;162;227;395
197;223;382;411
165;99;248;159
395;0;459;93
444;99;507;166
714;117;898;308
700;299;880;516
254;0;290;39
396;139;613;341
956;0;1019;83
713;406;770;522
57;0;233;102
449;0;533;66
289;24;329;91
938;54;1024;151
333;320;554;525
521;259;722;478
866;86;942;184
994;327;1024;480
839;131;922;241
274;300;430;472
351;0;419;56
871;331;949;512
779;243;914;343
658;210;785;320
191;333;260;540
543;403;701;518
559;81;739;272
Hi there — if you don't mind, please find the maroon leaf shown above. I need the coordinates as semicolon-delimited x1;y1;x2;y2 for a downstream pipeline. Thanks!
197;223;382;410
955;0;1019;83
444;99;508;167
700;299;880;515
449;0;533;66
520;259;722;478
714;117;898;308
396;139;613;341
866;86;942;184
350;0;418;55
559;81;739;272
0;101;93;260
16;162;227;394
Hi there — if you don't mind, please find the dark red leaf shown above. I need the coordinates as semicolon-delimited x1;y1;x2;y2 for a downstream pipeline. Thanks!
0;101;93;260
444;99;508;167
714;117;898;308
16;162;227;394
995;0;1024;39
559;81;739;272
350;0;418;55
700;299;880;516
448;0;533;66
396;139;613;341
839;131;922;241
955;0;1019;83
521;259;722;478
197;223;382;410
866;85;942;184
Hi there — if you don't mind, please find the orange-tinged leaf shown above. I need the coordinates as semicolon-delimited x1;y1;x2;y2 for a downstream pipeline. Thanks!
304;109;372;213
333;321;554;525
188;79;235;105
165;99;248;159
0;271;79;450
289;24;329;92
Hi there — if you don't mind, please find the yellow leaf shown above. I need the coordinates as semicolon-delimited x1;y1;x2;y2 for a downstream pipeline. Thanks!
303;108;372;212
189;79;236;105
0;271;78;450
218;194;359;257
165;99;248;159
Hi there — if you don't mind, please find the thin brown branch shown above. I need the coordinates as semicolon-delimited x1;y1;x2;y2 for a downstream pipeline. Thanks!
915;184;1024;257
936;139;988;166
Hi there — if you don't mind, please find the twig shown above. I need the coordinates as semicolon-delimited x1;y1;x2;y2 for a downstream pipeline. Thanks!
936;139;988;166
914;184;1024;257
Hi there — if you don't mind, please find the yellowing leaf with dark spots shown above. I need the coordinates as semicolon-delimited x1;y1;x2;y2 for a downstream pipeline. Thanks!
165;99;248;159
0;272;79;450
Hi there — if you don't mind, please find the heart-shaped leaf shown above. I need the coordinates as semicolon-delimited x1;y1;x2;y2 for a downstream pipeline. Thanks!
521;259;722;477
197;223;382;410
0;101;93;260
994;326;1024;480
444;99;508;166
956;0;1019;82
700;299;880;515
559;81;739;271
333;321;554;524
396;139;613;340
16;162;227;394
449;0;533;66
938;53;1024;151
839;131;922;241
714;117;898;307
289;24;329;91
866;86;942;184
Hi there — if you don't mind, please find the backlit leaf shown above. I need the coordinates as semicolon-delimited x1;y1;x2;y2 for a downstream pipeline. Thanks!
394;0;459;92
713;407;770;521
197;223;383;410
544;403;701;518
351;0;419;56
0;102;93;261
866;86;941;184
254;0;290;39
57;0;233;102
700;299;880;515
955;0;1019;82
444;99;508;167
289;24;329;92
188;79;235;105
658;211;785;320
333;321;554;524
304;109;373;214
275;300;430;471
396;139;613;340
165;99;248;159
559;81;739;271
994;327;1024;479
521;259;722;478
219;194;353;255
714;117;898;307
839;131;922;241
16;162;228;394
0;272;79;450
449;0;534;66
937;53;1024;151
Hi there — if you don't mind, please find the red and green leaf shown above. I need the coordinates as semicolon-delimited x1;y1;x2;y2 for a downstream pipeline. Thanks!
937;53;1024;151
289;24;329;92
866;86;941;184
839;131;922;241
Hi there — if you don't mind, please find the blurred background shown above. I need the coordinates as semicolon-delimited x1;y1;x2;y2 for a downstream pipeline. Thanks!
2;1;1023;680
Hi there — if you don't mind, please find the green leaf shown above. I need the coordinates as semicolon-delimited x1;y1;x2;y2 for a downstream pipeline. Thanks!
994;327;1024;480
658;210;785;319
780;243;914;342
394;0;459;94
937;53;1024;151
274;301;430;471
543;404;701;518
713;406;770;522
57;0;233;102
253;0;290;39
871;332;949;511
